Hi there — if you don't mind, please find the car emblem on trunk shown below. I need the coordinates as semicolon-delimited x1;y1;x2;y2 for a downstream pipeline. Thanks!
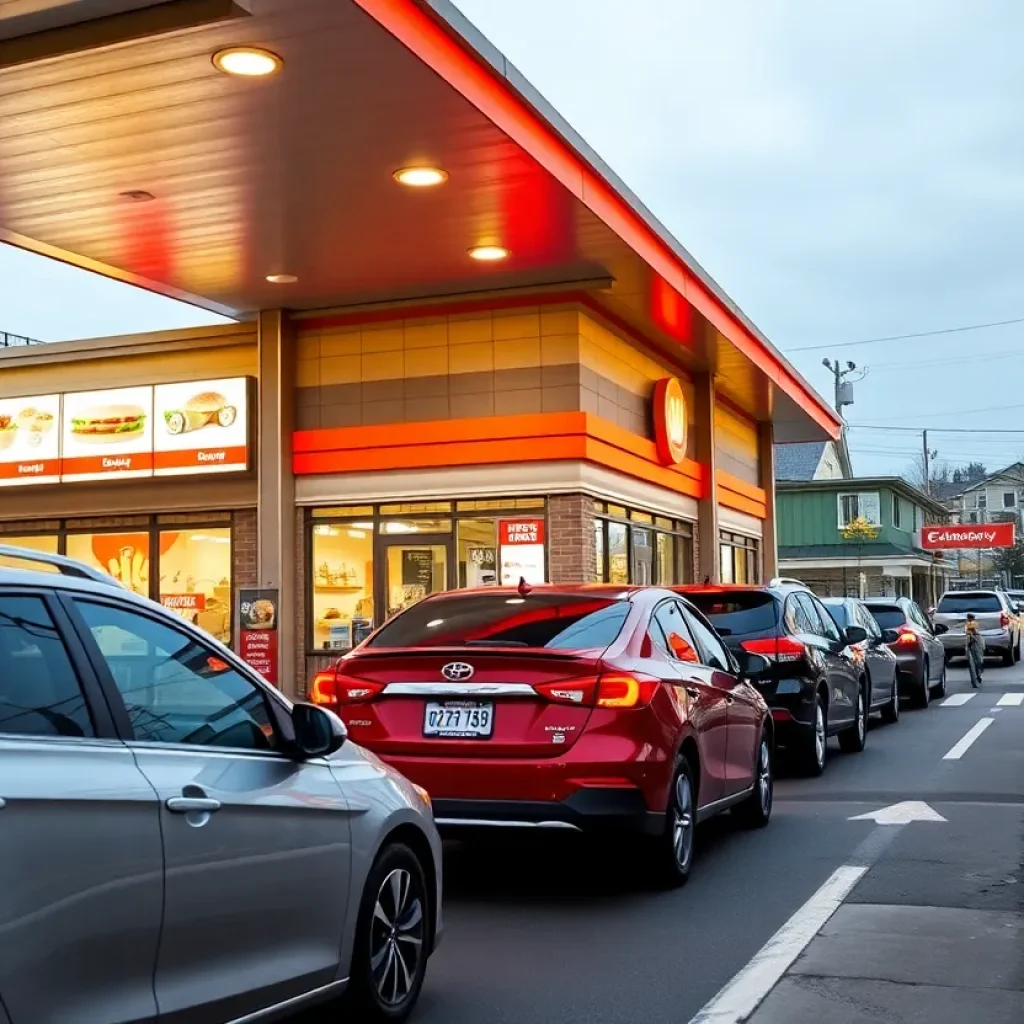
442;662;474;681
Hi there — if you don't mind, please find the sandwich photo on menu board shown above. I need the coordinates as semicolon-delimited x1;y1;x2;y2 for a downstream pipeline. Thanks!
153;377;249;476
61;385;155;481
0;393;61;487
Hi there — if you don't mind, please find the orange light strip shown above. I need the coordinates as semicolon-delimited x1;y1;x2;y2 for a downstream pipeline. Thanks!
350;0;841;441
293;412;707;499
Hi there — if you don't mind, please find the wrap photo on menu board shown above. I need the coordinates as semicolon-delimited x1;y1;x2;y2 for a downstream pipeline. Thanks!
153;377;249;476
61;386;154;481
0;393;61;487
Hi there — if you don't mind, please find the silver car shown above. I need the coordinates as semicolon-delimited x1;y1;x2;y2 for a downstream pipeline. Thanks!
0;547;441;1024
933;589;1021;667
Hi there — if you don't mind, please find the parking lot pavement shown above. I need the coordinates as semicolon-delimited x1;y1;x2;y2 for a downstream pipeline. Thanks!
301;660;1024;1024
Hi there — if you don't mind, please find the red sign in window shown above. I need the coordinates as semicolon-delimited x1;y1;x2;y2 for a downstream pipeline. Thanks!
500;519;545;545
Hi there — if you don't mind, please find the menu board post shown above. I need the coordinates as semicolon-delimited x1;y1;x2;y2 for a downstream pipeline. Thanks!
237;588;280;687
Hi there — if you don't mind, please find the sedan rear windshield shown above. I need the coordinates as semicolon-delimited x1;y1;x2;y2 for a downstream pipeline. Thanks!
864;605;906;629
684;591;777;637
364;593;631;650
937;593;1002;613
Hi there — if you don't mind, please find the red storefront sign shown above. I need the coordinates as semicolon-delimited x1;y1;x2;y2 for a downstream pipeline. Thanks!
500;519;545;545
920;523;1016;550
161;593;207;612
237;588;280;686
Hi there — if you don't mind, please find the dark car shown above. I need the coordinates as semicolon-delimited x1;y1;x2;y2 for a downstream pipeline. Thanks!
676;581;869;777
821;597;901;723
311;584;774;888
862;597;947;707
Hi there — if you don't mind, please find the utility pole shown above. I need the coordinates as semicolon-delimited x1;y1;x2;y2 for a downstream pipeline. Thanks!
821;358;863;418
923;430;930;495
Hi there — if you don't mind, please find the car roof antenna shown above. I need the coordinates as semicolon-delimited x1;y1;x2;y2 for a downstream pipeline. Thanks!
517;576;533;598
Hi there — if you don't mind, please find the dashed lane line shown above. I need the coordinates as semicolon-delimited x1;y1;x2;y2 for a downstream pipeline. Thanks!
943;717;995;760
941;693;976;706
996;692;1024;706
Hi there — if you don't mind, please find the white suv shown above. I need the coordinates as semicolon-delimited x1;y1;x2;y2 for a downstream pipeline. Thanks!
933;589;1021;667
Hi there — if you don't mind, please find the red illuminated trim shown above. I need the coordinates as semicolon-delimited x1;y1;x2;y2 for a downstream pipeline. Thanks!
351;0;842;440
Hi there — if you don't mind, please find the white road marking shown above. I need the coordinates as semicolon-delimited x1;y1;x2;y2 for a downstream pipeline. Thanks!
687;865;867;1023
996;693;1024;706
848;801;946;824
941;693;975;707
943;717;995;760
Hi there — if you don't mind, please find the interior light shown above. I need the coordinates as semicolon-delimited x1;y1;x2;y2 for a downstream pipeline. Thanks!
382;522;418;535
426;619;444;628
394;167;448;188
351;522;373;530
469;245;510;262
212;47;283;78
346;530;367;539
505;597;525;605
266;273;297;284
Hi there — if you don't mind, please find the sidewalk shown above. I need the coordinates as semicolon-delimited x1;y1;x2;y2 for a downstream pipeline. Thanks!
747;801;1024;1023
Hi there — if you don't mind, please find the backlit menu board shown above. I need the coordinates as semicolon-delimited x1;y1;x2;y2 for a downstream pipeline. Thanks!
0;376;252;487
61;386;155;482
153;377;249;476
0;394;61;485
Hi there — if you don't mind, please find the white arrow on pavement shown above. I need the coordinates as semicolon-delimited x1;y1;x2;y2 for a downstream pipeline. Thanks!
849;801;947;825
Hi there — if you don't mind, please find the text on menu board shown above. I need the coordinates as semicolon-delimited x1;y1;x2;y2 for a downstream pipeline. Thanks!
0;377;251;487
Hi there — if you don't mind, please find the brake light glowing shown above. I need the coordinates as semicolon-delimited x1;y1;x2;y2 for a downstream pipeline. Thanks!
741;636;805;663
896;631;918;646
533;677;599;706
1000;612;1009;627
533;672;658;709
309;670;384;706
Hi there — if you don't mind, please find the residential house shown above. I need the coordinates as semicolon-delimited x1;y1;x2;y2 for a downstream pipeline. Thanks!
776;477;955;604
775;437;852;482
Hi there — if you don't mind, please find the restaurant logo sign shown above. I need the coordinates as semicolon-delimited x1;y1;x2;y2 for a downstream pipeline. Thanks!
0;377;251;488
653;377;688;466
920;523;1016;550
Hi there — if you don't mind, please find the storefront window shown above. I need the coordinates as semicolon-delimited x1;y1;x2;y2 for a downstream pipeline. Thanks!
719;531;760;586
608;521;628;584
379;517;452;535
632;527;653;584
457;518;498;587
0;534;59;571
593;520;605;582
157;528;232;644
656;532;675;586
311;523;374;651
593;502;693;586
385;543;447;619
66;532;151;595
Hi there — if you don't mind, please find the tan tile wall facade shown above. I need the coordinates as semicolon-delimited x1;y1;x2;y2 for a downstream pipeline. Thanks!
714;404;760;485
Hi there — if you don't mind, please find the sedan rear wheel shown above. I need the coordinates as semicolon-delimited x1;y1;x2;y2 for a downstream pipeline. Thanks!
930;661;947;699
650;756;696;889
914;659;931;708
881;672;900;724
798;694;827;777
734;731;773;828
838;682;868;753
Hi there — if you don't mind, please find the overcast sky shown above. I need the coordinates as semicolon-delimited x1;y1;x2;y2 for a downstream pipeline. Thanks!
4;0;1023;477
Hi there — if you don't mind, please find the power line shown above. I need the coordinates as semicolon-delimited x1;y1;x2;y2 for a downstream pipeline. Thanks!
786;314;1024;353
849;423;1024;434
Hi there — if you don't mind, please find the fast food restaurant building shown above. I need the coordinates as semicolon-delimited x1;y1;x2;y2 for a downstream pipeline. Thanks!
0;0;841;696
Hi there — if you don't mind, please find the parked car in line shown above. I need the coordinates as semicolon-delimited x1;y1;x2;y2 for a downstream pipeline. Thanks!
820;597;902;722
0;546;441;1024
312;584;775;889
933;589;1021;666
862;597;948;707
677;579;870;777
1004;589;1024;615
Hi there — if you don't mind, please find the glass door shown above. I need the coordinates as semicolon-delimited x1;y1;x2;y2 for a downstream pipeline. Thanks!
380;536;451;621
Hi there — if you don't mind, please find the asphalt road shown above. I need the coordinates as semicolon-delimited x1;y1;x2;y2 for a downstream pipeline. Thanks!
402;659;1024;1024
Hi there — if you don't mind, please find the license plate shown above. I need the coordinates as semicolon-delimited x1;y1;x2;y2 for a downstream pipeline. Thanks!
423;701;494;738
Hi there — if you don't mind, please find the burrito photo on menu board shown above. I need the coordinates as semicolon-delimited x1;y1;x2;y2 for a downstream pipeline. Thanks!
70;405;147;443
164;391;238;435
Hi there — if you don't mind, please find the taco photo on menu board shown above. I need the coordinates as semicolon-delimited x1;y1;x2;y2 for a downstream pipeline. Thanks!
164;391;238;435
70;404;147;444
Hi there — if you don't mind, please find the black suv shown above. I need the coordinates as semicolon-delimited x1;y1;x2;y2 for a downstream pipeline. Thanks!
676;579;868;776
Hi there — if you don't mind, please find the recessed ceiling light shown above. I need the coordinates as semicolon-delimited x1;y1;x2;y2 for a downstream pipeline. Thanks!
119;189;155;203
212;46;283;78
393;166;448;187
266;273;297;283
468;245;510;262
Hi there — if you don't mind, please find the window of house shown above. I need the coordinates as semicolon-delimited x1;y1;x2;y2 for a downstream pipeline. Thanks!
1004;492;1016;508
892;494;903;530
978;493;988;510
838;492;881;527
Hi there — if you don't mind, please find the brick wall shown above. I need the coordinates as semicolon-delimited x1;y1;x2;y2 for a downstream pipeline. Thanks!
548;493;596;582
232;508;258;589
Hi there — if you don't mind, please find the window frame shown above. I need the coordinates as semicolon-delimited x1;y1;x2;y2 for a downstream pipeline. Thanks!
650;598;700;663
837;491;881;527
892;494;903;530
62;592;290;755
1004;491;1016;509
0;586;118;741
592;502;694;587
679;600;736;673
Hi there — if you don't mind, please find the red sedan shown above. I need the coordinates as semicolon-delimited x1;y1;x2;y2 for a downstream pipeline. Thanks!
311;584;774;886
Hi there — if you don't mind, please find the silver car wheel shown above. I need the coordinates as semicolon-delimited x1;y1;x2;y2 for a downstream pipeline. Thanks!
758;740;772;815
672;773;694;869
815;702;826;767
370;868;425;1007
857;689;866;742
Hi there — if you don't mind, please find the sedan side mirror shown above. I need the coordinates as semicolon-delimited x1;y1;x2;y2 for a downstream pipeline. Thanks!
881;628;900;644
844;625;868;645
933;623;949;635
291;702;347;758
734;649;771;679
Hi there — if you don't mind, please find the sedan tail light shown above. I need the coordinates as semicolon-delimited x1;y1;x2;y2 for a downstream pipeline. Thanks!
896;630;918;646
533;672;658;709
310;669;385;706
1000;612;1010;627
741;636;805;662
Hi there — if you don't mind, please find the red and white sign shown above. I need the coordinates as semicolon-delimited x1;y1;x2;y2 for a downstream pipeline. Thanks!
920;523;1016;550
61;386;155;481
0;393;61;487
499;518;546;586
153;377;249;476
160;593;207;612
653;376;688;466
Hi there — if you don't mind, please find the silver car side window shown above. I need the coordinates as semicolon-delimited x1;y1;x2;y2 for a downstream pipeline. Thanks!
74;600;277;751
0;594;95;739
